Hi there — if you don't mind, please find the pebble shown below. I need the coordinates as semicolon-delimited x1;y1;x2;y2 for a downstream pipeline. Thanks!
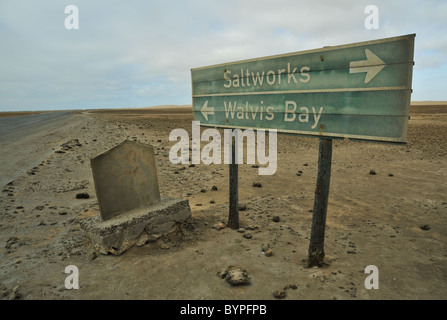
264;249;273;257
243;233;252;239
272;289;286;299
369;170;376;175
272;216;280;222
238;228;245;233
160;243;170;250
252;182;262;188
420;224;430;230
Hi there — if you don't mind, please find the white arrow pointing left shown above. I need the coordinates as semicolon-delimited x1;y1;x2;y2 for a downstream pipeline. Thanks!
201;100;214;121
349;48;386;84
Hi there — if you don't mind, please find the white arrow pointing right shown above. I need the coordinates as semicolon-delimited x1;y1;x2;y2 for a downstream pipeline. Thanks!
201;100;214;121
349;49;386;84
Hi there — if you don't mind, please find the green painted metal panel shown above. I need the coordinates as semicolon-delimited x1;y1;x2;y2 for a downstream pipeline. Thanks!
191;34;415;143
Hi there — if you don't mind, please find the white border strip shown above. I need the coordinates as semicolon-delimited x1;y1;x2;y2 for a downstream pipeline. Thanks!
193;86;409;98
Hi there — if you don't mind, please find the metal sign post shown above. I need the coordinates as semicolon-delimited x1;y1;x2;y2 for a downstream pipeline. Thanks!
227;136;239;229
308;138;333;266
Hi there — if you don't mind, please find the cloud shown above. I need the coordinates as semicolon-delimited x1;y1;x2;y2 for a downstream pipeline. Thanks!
0;0;446;111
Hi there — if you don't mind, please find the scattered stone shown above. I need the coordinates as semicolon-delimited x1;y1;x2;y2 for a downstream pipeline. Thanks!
76;192;90;199
200;189;206;193
264;249;273;257
89;251;98;261
251;165;259;168
59;211;68;216
210;200;215;204
303;163;308;166
35;206;44;210
272;289;286;299
388;173;394;177
8;286;20;300
160;243;170;250
369;170;376;175
261;244;270;252
252;182;262;188
238;228;245;233
285;284;298;290
243;233;252;239
420;224;430;230
238;204;247;211
136;233;150;246
189;164;195;168
5;237;19;249
218;267;250;286
272;216;280;222
217;222;225;229
211;185;218;191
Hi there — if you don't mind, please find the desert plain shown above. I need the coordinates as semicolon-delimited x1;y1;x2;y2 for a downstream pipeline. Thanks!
0;103;446;300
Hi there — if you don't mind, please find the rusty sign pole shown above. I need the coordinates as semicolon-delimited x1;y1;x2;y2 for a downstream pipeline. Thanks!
308;138;333;267
227;136;239;229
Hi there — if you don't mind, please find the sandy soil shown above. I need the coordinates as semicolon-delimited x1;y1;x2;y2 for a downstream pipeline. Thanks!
0;104;446;300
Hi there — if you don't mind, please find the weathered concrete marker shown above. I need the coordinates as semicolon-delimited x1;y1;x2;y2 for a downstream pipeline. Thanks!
91;140;161;221
81;140;191;255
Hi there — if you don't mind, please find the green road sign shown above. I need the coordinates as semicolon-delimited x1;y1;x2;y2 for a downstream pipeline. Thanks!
191;34;415;143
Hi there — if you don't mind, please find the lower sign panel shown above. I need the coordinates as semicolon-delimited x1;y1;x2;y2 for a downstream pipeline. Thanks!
193;89;411;143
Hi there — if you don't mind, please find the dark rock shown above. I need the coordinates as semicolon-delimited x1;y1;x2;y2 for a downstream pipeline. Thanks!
420;224;430;230
369;170;376;175
76;192;90;199
211;185;218;191
252;182;262;188
272;216;280;222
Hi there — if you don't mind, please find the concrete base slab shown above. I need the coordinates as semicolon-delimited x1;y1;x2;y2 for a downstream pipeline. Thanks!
80;198;191;255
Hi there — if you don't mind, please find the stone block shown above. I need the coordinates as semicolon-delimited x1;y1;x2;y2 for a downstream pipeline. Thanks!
80;198;191;255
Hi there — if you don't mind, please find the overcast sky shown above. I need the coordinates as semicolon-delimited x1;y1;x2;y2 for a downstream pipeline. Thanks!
0;0;446;111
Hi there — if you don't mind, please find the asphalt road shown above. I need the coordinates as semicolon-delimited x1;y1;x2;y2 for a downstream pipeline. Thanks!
0;111;75;187
0;111;73;139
